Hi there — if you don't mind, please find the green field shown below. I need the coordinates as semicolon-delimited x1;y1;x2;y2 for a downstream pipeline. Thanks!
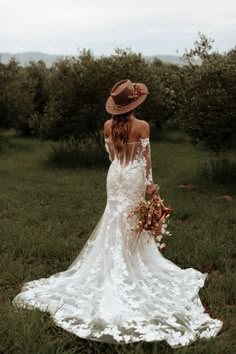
0;129;235;354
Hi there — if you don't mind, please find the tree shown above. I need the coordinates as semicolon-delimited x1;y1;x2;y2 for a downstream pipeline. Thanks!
32;48;160;147
0;58;45;135
178;33;236;152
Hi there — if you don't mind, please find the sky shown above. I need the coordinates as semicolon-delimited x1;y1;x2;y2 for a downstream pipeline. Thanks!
0;0;235;56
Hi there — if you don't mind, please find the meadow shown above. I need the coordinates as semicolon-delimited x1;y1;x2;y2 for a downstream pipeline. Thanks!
0;129;235;354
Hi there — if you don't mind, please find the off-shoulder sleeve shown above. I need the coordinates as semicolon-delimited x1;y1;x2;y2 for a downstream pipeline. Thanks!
140;137;154;186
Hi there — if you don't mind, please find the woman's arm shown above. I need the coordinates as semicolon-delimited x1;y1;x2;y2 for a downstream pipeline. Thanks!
139;121;157;198
103;120;110;139
103;120;113;161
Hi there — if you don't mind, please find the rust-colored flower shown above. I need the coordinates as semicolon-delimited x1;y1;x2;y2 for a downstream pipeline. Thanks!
128;84;145;101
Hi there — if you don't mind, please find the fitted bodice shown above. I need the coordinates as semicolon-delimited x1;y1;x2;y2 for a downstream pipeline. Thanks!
104;137;143;166
104;136;154;187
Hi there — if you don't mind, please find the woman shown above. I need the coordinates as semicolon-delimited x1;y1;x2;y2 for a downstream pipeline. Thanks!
12;79;223;348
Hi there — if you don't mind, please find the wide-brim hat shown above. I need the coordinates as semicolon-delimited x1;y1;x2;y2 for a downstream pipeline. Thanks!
105;79;149;115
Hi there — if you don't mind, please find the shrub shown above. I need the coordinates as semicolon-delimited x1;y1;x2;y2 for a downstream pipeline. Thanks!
198;157;236;184
47;138;109;169
179;33;236;153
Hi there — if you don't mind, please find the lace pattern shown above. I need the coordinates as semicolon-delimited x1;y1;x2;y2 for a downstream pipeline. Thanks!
12;135;223;348
105;137;154;187
140;137;153;186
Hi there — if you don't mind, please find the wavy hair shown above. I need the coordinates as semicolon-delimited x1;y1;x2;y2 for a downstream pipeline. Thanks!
111;110;133;159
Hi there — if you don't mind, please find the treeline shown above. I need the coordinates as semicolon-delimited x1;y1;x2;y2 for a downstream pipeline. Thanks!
0;33;235;152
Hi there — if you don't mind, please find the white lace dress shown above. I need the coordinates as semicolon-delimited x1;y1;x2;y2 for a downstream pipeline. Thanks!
12;137;223;348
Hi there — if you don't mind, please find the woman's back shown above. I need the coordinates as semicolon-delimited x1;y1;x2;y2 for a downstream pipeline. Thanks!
104;117;148;144
104;117;151;167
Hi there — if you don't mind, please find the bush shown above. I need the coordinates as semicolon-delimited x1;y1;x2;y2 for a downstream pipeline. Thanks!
47;138;109;169
178;33;236;152
0;58;49;135
197;157;236;184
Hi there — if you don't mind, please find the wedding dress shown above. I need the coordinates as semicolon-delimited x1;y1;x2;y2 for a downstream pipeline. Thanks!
12;136;223;348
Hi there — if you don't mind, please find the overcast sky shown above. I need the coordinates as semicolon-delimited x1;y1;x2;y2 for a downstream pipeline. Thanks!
0;0;235;56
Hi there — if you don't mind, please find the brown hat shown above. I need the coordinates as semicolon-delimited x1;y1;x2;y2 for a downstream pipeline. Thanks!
105;79;149;115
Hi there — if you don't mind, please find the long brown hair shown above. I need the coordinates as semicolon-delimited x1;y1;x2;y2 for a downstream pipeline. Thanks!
111;110;133;159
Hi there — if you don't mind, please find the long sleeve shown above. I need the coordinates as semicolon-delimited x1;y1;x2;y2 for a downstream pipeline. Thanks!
140;137;154;186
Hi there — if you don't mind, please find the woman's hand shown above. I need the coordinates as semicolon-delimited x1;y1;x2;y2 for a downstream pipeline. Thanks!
146;183;157;199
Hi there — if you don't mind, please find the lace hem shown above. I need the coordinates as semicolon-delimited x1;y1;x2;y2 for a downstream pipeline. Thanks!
13;279;223;348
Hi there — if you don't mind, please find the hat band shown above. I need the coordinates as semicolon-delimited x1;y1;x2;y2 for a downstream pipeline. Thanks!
108;84;148;110
107;103;128;110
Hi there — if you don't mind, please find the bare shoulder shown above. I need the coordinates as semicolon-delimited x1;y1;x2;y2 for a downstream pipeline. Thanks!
104;119;112;128
104;119;112;137
134;118;150;138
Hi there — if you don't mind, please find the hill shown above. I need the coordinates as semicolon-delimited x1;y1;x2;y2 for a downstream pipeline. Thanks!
0;51;197;66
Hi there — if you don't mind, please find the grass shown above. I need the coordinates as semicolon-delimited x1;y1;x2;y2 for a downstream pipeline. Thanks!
0;129;235;354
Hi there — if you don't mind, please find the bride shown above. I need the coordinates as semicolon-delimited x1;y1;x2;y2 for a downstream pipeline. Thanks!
12;79;223;348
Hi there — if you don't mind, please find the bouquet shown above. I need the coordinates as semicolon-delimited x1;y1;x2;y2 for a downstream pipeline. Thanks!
127;184;172;250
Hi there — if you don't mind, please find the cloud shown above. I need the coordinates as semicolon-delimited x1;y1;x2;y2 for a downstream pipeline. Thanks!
0;0;235;55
